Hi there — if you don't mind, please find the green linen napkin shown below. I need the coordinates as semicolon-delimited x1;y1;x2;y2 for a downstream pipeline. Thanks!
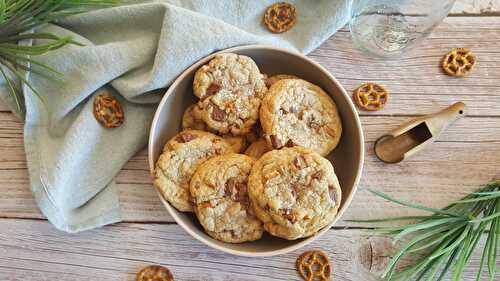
0;0;351;232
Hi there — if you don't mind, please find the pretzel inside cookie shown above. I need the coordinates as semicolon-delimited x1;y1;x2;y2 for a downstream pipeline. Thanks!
296;250;332;281
353;83;389;111
442;48;476;77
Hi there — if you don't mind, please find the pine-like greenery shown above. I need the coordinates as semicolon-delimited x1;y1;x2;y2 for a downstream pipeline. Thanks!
350;180;500;281
0;0;121;112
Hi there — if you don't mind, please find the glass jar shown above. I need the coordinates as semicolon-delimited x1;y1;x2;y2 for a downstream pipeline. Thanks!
349;0;456;58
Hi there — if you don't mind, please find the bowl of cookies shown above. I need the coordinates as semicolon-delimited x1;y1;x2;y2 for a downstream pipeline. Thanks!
148;45;364;257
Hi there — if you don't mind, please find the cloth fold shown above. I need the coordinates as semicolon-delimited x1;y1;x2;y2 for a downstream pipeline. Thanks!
0;0;351;233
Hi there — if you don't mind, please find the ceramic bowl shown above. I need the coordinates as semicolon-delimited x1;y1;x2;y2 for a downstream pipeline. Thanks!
148;45;364;257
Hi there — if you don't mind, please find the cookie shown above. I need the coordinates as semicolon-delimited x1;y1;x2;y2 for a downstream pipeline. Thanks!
190;154;264;243
193;53;267;136
296;250;331;281
353;83;389;111
260;79;342;156
93;94;124;128
153;130;233;212
263;2;297;33
136;265;174;281
248;147;342;240
222;135;249;153
181;104;208;131
442;48;476;77
265;74;299;88
244;138;272;159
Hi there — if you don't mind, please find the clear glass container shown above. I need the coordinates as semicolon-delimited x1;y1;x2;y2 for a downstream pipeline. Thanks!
349;0;456;58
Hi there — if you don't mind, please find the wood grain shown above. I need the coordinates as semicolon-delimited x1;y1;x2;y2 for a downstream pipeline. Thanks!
1;219;497;281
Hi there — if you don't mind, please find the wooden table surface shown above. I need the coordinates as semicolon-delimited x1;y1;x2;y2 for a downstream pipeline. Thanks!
1;1;500;280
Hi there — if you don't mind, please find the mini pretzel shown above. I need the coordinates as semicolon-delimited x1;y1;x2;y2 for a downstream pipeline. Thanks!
263;2;297;33
442;48;476;77
296;250;332;281
136;265;174;281
93;94;124;128
353;83;389;111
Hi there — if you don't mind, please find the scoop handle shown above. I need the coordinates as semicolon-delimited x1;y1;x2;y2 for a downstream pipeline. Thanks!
426;102;467;137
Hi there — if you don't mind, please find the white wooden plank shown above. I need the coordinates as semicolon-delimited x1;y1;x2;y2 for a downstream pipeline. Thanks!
0;219;497;281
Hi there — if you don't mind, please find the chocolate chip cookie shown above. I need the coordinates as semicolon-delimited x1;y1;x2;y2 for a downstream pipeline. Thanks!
153;130;233;212
248;147;342;240
260;79;342;156
265;74;299;88
190;154;264;243
193;53;267;136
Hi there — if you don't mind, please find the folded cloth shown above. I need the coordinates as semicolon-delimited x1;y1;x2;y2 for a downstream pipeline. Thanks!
0;0;351;233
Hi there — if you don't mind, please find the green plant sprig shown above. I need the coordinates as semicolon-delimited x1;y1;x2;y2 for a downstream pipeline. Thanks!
349;180;500;281
0;0;122;113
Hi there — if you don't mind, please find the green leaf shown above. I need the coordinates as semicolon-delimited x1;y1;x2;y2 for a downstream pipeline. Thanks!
368;189;463;217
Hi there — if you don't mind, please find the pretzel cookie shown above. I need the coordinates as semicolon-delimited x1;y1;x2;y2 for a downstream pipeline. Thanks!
136;265;174;281
93;94;124;128
353;83;389;111
248;147;342;240
296;250;332;281
193;53;267;136
442;48;476;77
264;2;297;33
153;130;233;212
260;79;342;156
190;154;264;243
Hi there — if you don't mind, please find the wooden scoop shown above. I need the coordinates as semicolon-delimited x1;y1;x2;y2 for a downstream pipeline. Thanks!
374;102;467;163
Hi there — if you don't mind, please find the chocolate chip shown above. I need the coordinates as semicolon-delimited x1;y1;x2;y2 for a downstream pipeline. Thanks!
225;178;237;197
206;83;221;97
285;139;295;147
293;155;306;169
225;178;249;207
281;208;296;223
312;170;324;180
211;104;226;121
309;122;321;131
291;184;300;198
269;134;281;149
176;132;196;143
